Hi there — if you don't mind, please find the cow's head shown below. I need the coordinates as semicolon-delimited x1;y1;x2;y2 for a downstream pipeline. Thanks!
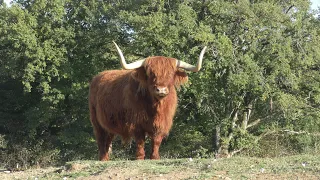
113;42;206;100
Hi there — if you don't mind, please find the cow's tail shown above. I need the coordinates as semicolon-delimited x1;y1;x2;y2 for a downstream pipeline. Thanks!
89;104;98;130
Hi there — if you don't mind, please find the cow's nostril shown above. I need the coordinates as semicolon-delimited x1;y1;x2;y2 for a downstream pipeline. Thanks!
155;87;169;97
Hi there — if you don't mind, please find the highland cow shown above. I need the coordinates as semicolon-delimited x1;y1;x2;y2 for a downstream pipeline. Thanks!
89;42;206;160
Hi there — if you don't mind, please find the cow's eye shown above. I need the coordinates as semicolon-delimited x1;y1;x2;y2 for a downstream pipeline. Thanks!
147;71;155;78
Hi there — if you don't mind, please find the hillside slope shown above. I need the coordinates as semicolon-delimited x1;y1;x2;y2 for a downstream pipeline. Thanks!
2;155;320;179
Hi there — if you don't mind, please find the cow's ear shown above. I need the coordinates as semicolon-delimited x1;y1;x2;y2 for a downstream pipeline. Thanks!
131;67;148;84
174;70;188;87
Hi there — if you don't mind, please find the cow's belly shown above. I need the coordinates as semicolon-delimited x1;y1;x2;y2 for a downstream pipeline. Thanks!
97;107;173;140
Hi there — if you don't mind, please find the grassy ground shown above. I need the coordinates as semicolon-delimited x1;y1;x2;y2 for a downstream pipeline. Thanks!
1;154;320;179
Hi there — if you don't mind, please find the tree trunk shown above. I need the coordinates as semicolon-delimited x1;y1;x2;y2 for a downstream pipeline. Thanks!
213;125;220;152
215;107;240;158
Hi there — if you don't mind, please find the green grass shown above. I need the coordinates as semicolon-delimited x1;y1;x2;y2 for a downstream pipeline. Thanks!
3;154;320;179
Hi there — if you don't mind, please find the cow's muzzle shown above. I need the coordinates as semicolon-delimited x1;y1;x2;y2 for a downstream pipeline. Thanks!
154;86;169;97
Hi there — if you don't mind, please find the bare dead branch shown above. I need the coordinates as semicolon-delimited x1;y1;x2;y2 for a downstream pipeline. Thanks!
247;119;261;129
230;148;243;157
286;5;294;14
281;130;320;136
255;130;277;143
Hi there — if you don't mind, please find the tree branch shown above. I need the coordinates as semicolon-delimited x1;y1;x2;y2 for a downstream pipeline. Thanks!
247;119;261;129
286;5;294;14
230;148;243;157
255;130;277;142
281;130;320;136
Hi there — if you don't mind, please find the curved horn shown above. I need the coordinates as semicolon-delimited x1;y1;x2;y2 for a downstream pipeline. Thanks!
177;46;207;72
113;41;145;70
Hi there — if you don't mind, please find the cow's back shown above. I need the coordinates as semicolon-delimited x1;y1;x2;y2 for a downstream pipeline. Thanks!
89;70;130;106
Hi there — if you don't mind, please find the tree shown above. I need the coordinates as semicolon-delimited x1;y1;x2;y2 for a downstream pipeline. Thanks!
0;0;136;167
1;0;319;168
183;0;320;157
116;0;320;157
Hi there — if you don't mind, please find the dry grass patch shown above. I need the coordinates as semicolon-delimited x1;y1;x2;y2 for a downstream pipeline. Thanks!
1;154;319;179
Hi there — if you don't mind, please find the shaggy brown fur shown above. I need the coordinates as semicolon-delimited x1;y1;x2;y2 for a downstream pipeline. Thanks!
89;56;188;160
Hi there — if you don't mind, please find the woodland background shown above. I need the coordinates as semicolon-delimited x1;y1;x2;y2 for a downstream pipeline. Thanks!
0;0;319;169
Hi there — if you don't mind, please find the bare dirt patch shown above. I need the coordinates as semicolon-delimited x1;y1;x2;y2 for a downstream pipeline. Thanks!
77;167;197;180
1;168;58;180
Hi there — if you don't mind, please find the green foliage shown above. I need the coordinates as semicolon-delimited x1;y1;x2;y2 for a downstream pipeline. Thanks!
0;0;319;168
161;124;213;159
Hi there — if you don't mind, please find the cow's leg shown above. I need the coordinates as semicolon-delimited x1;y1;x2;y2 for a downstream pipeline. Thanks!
135;133;146;160
150;135;163;160
90;106;114;161
99;131;114;161
93;124;114;161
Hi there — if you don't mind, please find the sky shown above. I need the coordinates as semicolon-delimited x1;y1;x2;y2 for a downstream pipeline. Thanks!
3;0;320;10
310;0;320;10
3;0;10;5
